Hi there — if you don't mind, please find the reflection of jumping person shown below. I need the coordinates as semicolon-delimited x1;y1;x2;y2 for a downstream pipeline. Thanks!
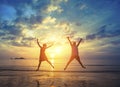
36;39;54;71
64;37;86;70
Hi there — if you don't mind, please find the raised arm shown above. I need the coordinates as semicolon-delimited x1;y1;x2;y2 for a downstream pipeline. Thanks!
37;39;42;48
77;38;82;47
47;44;53;48
67;37;72;46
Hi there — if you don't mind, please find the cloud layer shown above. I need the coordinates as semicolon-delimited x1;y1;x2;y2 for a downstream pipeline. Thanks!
0;0;120;59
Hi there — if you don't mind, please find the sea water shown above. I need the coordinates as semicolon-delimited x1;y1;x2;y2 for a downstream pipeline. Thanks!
0;57;120;72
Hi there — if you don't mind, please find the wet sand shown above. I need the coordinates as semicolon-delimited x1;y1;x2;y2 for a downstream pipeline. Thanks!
0;70;120;87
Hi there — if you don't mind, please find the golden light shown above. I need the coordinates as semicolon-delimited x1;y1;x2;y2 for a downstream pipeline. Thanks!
50;53;55;70
54;46;62;54
23;29;35;37
47;45;63;58
48;36;56;42
50;53;55;58
26;30;35;37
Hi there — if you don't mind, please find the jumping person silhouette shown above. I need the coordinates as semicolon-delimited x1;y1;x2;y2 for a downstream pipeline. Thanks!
36;39;54;71
64;37;86;70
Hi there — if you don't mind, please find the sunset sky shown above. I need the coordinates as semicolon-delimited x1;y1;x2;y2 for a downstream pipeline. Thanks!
0;0;120;61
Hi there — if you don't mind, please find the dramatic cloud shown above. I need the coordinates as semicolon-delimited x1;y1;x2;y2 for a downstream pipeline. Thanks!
45;4;63;13
0;0;120;59
86;24;120;40
110;40;120;45
44;0;68;13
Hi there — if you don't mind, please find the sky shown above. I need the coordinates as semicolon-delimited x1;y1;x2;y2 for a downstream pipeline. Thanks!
0;0;120;62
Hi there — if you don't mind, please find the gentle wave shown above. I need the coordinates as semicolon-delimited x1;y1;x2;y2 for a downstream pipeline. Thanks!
0;68;120;73
0;64;120;73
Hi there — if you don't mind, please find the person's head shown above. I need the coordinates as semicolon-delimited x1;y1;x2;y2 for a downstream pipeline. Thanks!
43;43;47;47
73;41;76;45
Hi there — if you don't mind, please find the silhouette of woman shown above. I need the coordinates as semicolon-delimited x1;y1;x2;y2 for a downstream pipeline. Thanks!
64;37;86;70
36;39;54;71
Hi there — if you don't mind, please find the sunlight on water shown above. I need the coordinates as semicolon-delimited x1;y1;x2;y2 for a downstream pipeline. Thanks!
0;58;120;72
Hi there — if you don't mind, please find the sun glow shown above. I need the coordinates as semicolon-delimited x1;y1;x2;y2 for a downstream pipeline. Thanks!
50;53;55;58
47;45;64;58
54;46;62;54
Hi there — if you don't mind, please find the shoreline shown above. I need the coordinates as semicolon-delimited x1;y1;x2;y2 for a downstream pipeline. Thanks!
0;69;120;73
0;70;120;87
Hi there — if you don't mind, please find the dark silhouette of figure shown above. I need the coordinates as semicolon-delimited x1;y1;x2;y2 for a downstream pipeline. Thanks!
36;39;54;71
64;37;86;70
50;81;54;87
36;80;55;87
36;80;40;87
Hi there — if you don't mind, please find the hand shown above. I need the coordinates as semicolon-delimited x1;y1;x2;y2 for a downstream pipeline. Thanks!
80;38;84;43
67;37;70;39
80;38;83;40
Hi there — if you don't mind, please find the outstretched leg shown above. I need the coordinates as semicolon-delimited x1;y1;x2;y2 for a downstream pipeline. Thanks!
64;57;74;70
76;57;86;69
46;60;54;68
36;61;41;71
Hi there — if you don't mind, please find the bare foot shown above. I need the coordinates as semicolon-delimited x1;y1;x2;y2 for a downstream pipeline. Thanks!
82;66;86;69
36;69;39;71
64;68;66;70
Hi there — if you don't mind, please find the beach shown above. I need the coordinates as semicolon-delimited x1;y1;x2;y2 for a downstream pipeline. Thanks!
0;58;120;87
0;69;120;87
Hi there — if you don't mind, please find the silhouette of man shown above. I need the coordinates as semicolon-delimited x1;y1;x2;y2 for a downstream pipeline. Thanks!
36;39;54;71
64;37;86;70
